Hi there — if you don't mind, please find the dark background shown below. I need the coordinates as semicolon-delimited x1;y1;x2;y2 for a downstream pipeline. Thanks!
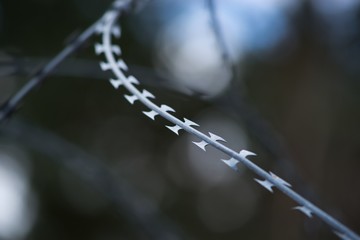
0;0;360;239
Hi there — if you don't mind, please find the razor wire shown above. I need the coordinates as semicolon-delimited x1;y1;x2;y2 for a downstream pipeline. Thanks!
94;0;360;239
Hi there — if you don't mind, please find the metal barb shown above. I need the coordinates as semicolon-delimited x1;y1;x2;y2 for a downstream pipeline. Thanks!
269;172;292;188
124;94;138;104
221;157;239;170
183;118;199;127
109;78;123;89
95;44;121;55
141;90;155;99
95;43;105;55
143;110;158;120
116;59;128;71
160;105;175;113
254;179;274;193
112;45;122;55
127;76;140;85
293;206;313;218
239;150;257;159
192;140;208;151
100;61;112;71
111;25;121;38
166;125;182;135
208;132;226;142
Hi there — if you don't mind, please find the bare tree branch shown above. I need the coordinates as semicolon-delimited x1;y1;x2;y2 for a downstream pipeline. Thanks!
0;0;134;123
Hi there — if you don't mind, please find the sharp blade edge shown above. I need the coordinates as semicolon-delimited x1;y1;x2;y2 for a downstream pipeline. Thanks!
208;132;226;142
109;79;122;89
221;158;239;170
143;110;158;120
111;26;121;38
183;118;199;127
192;140;208;151
254;179;274;193
117;60;128;71
239;150;257;159
293;206;313;218
124;94;138;104
166;125;182;135
100;62;111;71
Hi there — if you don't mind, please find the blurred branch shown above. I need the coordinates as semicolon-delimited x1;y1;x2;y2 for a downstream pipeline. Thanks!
205;0;322;235
205;0;232;66
205;0;240;86
0;55;192;94
0;118;186;240
0;0;134;123
205;0;322;232
205;0;318;213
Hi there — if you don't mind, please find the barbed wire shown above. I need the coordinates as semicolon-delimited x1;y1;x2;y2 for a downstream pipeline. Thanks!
1;0;359;238
94;1;360;239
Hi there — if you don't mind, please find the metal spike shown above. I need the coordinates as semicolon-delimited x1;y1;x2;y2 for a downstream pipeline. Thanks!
192;140;208;151
124;94;138;104
103;11;116;22
111;25;121;38
100;62;111;71
269;172;292;188
208;132;226;142
160;105;175;113
95;43;105;55
183;118;199;127
293;206;313;218
166;125;182;135
334;232;351;240
221;157;239;170
95;44;120;55
143;110;158;120
239;150;257;159
127;76;140;85
109;78;122;89
95;23;105;34
141;90;155;99
117;60;128;71
254;179;274;193
110;76;139;89
112;45;121;55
